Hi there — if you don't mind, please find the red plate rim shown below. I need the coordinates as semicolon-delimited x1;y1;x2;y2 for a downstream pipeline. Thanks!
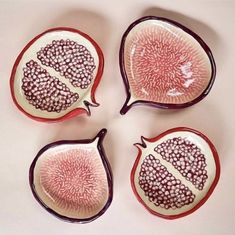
130;127;220;219
10;27;104;123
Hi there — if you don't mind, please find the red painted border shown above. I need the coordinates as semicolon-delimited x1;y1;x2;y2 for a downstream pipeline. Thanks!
130;127;220;220
10;27;104;123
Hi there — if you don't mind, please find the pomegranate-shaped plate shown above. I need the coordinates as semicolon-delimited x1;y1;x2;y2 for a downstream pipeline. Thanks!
29;129;113;223
120;16;216;114
10;27;104;122
131;127;220;219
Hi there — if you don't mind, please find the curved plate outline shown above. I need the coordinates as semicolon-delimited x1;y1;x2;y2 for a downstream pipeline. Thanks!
119;16;216;114
10;27;104;122
130;127;220;220
29;129;113;223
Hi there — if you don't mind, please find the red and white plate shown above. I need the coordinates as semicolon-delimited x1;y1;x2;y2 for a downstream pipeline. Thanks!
10;27;104;122
131;127;220;219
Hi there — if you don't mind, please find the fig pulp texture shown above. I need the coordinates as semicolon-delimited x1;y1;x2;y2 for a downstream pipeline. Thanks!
29;129;113;223
120;17;216;114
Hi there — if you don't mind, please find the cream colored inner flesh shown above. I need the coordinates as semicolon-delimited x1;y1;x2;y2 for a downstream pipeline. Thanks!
33;140;109;219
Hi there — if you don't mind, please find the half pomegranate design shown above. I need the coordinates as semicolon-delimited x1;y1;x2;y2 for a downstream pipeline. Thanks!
10;27;104;122
29;129;113;223
131;127;220;219
120;16;216;114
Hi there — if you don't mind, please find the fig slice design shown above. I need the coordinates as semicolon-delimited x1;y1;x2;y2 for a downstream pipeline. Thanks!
29;129;113;223
120;17;216;114
131;127;220;219
10;27;104;122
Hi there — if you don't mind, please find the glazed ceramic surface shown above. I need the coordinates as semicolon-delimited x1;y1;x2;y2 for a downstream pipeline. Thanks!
120;17;216;114
2;1;235;235
131;127;220;219
29;129;113;223
10;27;104;122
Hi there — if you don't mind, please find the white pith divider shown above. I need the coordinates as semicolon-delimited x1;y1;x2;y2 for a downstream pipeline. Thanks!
134;131;216;216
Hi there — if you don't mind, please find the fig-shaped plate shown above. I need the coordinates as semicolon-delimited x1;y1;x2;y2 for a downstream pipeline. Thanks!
10;27;104;122
131;127;220;219
29;129;113;223
120;16;216;114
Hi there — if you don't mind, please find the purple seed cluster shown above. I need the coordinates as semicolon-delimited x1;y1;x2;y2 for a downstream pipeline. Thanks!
139;154;195;209
22;60;79;112
37;39;96;89
155;137;208;190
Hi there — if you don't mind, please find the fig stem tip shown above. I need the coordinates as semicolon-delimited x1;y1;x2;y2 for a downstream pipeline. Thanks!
95;128;107;142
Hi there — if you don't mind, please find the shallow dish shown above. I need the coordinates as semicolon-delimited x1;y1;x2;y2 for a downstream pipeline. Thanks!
10;27;104;122
120;16;216;114
131;127;220;219
29;129;113;223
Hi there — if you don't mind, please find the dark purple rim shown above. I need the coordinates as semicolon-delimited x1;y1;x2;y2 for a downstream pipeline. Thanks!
119;16;216;115
29;129;113;224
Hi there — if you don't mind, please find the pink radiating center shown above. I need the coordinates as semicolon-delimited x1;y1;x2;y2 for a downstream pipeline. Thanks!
125;23;211;104
39;148;108;214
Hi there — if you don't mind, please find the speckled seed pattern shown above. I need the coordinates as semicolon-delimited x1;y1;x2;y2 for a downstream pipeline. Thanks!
139;154;195;210
39;148;108;216
37;39;96;89
22;60;79;112
154;137;208;190
125;25;210;104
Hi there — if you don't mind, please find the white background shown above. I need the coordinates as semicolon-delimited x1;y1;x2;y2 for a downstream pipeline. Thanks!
0;0;234;234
